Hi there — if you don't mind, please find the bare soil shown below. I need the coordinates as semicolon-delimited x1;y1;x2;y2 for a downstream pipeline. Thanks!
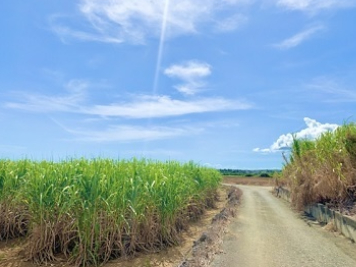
223;176;273;186
0;187;241;267
178;186;242;267
211;185;356;267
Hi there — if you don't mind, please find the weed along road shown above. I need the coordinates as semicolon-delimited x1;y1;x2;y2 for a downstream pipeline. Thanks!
211;185;356;267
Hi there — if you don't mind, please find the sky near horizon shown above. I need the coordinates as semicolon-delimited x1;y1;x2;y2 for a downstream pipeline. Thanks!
1;0;356;169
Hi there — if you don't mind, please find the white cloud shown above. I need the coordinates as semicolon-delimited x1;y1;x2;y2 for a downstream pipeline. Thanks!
306;76;356;102
165;61;211;80
213;14;248;32
5;90;252;119
254;117;339;153
274;25;324;49
65;79;90;94
277;0;356;12
51;116;241;143
5;79;88;112
164;61;211;95
6;91;82;113
50;20;124;44
252;147;271;153
66;124;201;142
51;0;250;44
173;83;206;95
84;95;251;118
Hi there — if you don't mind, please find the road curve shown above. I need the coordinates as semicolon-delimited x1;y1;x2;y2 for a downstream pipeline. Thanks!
211;185;356;267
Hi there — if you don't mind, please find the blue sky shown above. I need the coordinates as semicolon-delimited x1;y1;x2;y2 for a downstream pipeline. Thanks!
1;0;356;169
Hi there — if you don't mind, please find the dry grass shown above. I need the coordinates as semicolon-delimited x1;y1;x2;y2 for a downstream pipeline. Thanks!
278;123;356;211
0;187;240;267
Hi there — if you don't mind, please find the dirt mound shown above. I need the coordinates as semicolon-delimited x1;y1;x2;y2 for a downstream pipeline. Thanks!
178;187;242;267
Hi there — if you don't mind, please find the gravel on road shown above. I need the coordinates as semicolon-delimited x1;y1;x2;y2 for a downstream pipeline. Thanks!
211;185;356;267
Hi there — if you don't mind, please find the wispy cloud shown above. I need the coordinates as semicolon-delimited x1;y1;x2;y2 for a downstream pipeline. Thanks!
306;76;356;102
85;95;252;118
50;0;250;44
5;89;253;119
52;116;243;143
274;25;324;49
164;60;211;95
277;0;356;13
50;17;124;44
5;79;88;112
213;14;248;33
62;124;202;142
254;117;339;153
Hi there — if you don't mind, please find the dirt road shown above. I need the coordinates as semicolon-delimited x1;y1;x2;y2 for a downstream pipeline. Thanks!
211;185;356;267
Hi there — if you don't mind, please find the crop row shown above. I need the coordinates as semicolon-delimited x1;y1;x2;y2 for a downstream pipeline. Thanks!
277;123;356;210
0;158;221;266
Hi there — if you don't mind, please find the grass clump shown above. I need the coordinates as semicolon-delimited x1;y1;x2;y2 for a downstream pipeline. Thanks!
279;123;356;210
0;158;221;266
0;159;30;241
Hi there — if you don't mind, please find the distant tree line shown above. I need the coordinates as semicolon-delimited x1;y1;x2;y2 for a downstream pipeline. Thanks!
219;169;281;178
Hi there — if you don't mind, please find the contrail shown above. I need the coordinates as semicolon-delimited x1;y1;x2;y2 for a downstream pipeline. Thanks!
152;0;170;96
144;0;170;155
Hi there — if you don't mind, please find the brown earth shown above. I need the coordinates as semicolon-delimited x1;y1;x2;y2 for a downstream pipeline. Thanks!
0;187;241;267
211;185;356;267
178;186;242;267
223;176;273;186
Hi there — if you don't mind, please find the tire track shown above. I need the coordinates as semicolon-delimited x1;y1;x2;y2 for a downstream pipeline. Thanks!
211;185;356;267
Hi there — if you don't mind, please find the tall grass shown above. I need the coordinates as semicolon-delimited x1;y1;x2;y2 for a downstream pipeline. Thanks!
0;158;221;266
279;123;356;210
0;159;30;240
